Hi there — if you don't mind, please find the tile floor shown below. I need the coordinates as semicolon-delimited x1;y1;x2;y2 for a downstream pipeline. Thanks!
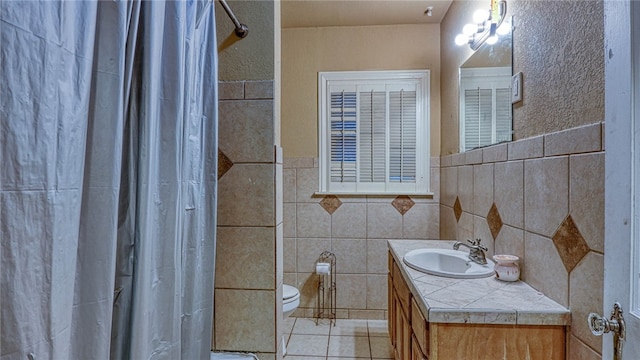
283;317;393;359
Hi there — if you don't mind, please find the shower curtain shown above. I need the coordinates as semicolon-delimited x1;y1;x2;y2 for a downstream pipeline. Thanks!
1;1;218;359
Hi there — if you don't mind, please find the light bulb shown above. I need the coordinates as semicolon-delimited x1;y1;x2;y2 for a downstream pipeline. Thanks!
486;35;498;45
455;34;469;46
462;23;478;36
496;21;511;35
473;9;490;23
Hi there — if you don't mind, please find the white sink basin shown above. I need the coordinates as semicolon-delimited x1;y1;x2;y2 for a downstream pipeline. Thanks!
403;248;496;279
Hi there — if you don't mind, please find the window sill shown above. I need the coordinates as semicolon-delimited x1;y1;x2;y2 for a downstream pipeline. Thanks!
314;191;434;198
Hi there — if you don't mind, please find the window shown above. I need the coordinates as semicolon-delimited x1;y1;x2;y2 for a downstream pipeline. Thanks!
459;67;512;152
318;70;430;195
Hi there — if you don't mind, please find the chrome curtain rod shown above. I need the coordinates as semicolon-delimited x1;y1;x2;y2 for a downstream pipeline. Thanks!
217;0;249;38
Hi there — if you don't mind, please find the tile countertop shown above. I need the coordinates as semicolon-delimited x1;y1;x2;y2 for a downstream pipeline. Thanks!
388;239;571;326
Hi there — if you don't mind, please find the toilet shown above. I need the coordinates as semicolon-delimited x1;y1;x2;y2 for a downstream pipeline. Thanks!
282;284;300;355
282;284;300;318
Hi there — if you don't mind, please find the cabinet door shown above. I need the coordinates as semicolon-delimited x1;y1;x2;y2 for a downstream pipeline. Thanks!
388;273;395;346
412;335;428;360
400;309;411;360
393;292;403;359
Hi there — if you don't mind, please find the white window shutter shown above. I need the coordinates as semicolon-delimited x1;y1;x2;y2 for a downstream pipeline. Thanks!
359;90;386;183
389;89;417;182
330;91;357;183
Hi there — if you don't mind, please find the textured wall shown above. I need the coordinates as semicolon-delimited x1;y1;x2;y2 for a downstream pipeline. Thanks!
216;1;275;81
511;0;604;139
281;24;441;158
440;0;604;154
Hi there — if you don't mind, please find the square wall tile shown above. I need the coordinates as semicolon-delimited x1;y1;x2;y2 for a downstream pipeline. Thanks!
218;81;244;100
440;205;458;240
402;203;439;239
283;203;296;238
473;163;494;216
214;289;276;352
331;203;367;238
456;212;474;243
494;225;524;268
367;239;390;274
218;164;275;227
473;215;495;257
441;166;458;207
523;232;569;306
218;100;274;163
457;166;474;215
296;203;331;238
296;167;320;203
283;237;296;273
570;152;604;252
295;272;319;309
367;275;388;310
331;238;367;274
336;274;368;309
569;252;603;353
284;157;314;169
216;227;275;290
430;167;441;202
283;168;296;203
367;203;402;239
276;223;283;287
524;157;569;237
569;334;601;360
296;238;331;273
245;80;274;99
494;161;524;228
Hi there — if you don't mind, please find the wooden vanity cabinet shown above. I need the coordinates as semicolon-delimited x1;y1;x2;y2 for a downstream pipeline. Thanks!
389;253;428;359
388;251;566;360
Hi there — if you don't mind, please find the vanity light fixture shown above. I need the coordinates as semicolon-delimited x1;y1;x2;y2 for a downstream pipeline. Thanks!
455;0;508;50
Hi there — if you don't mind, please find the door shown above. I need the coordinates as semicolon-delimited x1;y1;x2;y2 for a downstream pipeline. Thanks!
604;1;640;359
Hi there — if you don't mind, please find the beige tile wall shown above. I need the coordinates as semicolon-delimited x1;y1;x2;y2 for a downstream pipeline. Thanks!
214;81;284;360
440;122;605;359
283;157;441;319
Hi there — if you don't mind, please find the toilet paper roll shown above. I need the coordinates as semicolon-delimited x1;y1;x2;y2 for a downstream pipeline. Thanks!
316;262;331;275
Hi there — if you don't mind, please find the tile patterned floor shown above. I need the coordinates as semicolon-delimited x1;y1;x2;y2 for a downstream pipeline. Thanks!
283;318;393;359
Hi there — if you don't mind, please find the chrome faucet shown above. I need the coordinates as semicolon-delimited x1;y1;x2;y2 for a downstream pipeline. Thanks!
453;238;488;265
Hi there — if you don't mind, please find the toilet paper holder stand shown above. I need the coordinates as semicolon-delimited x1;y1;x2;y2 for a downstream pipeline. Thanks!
315;251;336;326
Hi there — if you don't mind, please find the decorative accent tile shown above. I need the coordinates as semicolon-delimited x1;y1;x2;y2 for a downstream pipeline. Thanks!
319;195;342;214
552;215;590;273
487;203;503;240
391;195;415;215
453;196;462;222
218;149;233;179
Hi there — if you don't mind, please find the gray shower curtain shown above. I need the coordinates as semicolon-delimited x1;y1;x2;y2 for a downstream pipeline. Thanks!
0;1;218;359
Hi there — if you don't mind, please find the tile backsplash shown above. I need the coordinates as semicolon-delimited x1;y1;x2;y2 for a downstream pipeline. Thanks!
440;122;605;360
283;157;441;319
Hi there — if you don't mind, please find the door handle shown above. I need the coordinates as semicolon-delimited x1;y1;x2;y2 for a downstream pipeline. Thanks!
588;302;626;359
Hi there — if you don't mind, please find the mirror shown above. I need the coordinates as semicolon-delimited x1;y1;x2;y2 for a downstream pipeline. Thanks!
459;24;512;152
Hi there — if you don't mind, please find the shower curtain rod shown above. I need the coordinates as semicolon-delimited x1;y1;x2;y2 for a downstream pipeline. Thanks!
217;0;249;38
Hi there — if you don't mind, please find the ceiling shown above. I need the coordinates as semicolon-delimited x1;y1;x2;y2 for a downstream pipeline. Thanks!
281;0;453;29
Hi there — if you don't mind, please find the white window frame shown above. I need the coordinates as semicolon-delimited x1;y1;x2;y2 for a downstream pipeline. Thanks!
318;70;431;195
459;67;512;152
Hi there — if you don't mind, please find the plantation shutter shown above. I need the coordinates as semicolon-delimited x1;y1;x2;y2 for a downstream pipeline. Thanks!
464;88;493;150
389;89;417;182
359;90;386;182
330;91;357;183
319;70;430;194
495;87;512;142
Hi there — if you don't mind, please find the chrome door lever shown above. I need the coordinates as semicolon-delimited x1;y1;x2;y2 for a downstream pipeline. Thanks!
588;302;626;359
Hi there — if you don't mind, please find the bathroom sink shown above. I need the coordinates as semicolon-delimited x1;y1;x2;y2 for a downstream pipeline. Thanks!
403;248;495;279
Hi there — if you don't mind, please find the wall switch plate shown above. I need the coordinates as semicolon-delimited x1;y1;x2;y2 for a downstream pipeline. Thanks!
512;72;523;104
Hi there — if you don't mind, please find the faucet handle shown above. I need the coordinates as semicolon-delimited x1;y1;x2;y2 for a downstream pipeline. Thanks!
469;238;488;251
